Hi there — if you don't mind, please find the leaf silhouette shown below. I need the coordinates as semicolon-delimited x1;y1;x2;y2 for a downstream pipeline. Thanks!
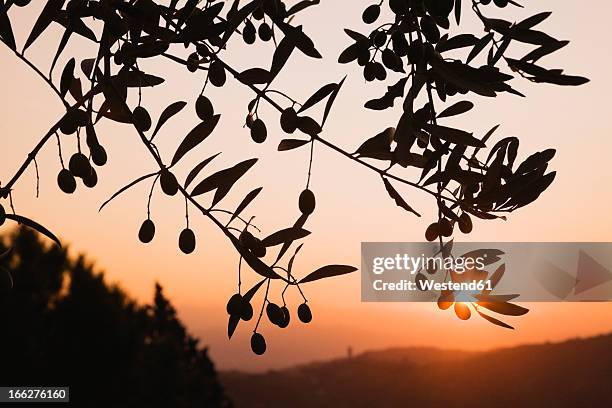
59;58;75;98
466;32;493;64
278;139;309;151
227;314;240;339
5;214;61;247
171;115;220;166
477;301;529;316
152;101;187;138
477;310;514;329
322;76;346;126
191;158;258;207
437;101;474;119
184;153;221;188
261;228;311;248
298;83;336;113
424;124;485;147
299;265;357;284
99;173;158;212
286;0;320;16
229;187;263;225
24;0;65;51
238;68;272;85
270;33;296;79
383;178;421;217
287;243;304;274
0;2;16;51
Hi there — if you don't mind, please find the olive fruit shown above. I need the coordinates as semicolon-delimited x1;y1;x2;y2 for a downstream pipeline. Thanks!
246;114;255;128
186;52;199;72
226;293;244;316
82;167;98;188
439;218;453;237
420;16;440;43
373;62;387;81
298;303;312;323
364;63;376;82
425;222;439;242
243;20;256;44
196;95;214;122
160;170;178;196
458;213;473;234
280;108;298;134
57;169;77;194
250;119;267;143
258;23;272;41
138;219;155;243
266;303;284;326
298;189;316;215
209;61;226;87
382;49;402;72
91;145;107;167
133;106;152;132
68;153;91;178
179;228;196;254
454;302;472;320
0;204;5;226
362;4;380;24
373;31;386;48
278;306;290;328
241;302;254;321
250;332;266;355
59;113;79;135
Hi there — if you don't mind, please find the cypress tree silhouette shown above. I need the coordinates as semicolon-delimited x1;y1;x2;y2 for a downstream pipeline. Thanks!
0;227;231;408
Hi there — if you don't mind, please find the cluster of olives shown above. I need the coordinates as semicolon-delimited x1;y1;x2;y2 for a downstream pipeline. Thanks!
56;108;107;194
57;150;104;194
246;115;267;144
425;212;473;241
248;302;312;355
242;13;274;45
138;218;197;254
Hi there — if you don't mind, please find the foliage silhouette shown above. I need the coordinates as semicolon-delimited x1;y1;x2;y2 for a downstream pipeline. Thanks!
0;227;231;407
0;0;587;346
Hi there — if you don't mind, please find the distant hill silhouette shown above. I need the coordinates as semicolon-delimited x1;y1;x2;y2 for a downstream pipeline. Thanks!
222;333;612;407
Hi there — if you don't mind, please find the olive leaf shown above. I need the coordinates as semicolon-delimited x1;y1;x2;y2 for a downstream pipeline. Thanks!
261;228;311;248
152;101;187;139
382;178;421;217
228;187;263;225
171;115;220;166
299;265;357;284
5;214;61;247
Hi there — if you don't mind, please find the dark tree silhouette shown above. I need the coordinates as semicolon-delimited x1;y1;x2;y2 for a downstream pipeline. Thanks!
0;0;588;350
0;227;231;407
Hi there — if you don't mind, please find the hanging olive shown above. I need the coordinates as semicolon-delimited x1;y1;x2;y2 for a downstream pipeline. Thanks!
160;170;179;196
298;303;312;323
299;189;316;215
179;228;196;254
138;219;155;243
250;332;266;355
57;169;77;194
196;95;214;122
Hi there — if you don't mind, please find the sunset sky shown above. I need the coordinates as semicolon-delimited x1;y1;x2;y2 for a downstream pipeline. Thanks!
0;1;611;372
